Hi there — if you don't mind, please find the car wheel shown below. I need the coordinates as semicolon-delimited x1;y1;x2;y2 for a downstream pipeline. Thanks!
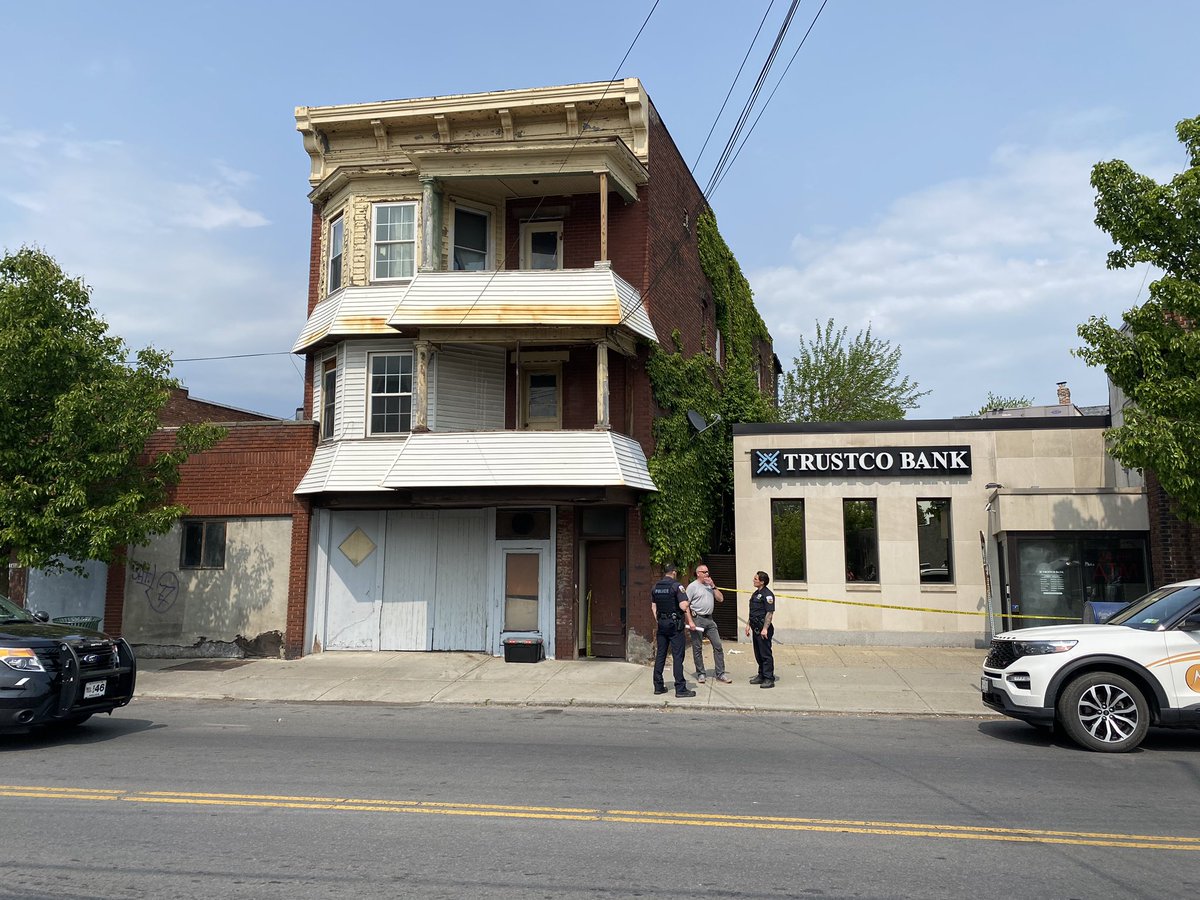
1057;671;1148;753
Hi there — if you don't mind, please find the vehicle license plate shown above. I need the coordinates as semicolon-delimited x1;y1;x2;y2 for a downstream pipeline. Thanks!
980;676;990;693
83;680;107;699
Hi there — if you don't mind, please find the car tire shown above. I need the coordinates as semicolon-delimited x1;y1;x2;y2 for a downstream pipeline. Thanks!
1057;671;1149;753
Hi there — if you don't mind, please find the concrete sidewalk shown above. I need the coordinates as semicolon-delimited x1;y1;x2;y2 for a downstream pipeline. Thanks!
135;643;992;717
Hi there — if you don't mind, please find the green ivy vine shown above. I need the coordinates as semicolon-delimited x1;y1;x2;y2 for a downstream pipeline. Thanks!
641;210;776;566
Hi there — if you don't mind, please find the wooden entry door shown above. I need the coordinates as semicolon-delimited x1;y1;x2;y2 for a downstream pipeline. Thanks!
585;540;625;658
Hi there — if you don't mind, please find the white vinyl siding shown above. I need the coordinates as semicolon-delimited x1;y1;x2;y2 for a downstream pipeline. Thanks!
328;339;415;439
434;344;505;431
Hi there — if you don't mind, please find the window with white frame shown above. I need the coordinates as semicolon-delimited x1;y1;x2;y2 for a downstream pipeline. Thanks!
327;215;344;293
369;352;414;434
372;202;417;280
453;206;489;270
523;365;561;429
321;358;337;440
519;221;562;270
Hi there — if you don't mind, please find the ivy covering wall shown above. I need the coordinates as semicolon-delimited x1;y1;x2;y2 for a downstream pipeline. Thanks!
642;210;776;566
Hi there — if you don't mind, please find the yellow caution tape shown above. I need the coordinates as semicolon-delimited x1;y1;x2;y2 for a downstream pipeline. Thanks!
716;586;1080;623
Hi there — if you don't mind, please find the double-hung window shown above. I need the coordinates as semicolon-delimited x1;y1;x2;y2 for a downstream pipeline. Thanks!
327;215;344;292
369;352;414;434
321;358;337;440
372;202;417;280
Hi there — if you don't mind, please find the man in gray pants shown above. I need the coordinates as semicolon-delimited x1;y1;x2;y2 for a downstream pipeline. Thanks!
686;564;731;684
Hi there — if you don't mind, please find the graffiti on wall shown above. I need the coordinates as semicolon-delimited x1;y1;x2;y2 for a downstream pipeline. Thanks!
133;565;180;613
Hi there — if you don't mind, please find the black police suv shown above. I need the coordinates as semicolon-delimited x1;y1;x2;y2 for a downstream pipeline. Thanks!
0;592;136;731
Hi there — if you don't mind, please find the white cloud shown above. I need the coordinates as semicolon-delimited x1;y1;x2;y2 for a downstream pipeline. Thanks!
753;126;1173;417
0;129;304;417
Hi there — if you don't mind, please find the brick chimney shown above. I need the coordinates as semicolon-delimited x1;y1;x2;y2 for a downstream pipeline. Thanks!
1056;382;1071;406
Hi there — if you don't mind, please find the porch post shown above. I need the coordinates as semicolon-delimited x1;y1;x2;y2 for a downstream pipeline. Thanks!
420;176;442;272
598;171;609;263
595;339;610;430
413;339;431;432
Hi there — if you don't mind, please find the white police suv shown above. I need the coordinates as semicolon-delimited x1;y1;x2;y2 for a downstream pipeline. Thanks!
981;579;1200;752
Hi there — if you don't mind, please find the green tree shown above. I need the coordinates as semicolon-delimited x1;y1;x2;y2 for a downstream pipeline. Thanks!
974;391;1034;416
1075;115;1200;520
0;247;225;575
780;318;928;422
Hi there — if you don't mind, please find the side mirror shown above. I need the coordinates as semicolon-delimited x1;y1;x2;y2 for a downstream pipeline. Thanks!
32;610;50;623
1178;613;1200;632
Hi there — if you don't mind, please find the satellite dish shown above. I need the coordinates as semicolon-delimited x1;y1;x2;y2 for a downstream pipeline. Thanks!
687;410;722;434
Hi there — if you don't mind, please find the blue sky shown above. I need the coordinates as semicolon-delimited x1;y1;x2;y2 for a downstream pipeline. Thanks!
2;1;1197;419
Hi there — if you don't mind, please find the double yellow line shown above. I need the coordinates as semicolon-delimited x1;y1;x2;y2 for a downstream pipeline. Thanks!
3;784;1196;852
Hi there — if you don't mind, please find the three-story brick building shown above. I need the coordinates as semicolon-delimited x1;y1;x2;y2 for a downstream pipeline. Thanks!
291;78;772;660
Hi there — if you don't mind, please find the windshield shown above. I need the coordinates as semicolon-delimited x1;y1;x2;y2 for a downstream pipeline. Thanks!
1108;584;1200;631
0;591;36;622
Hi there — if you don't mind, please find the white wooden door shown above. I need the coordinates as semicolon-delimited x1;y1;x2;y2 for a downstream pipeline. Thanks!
431;510;488;650
322;511;385;651
380;511;439;650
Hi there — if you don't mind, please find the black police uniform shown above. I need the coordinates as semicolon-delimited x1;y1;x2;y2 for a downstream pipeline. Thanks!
749;584;776;684
651;574;691;695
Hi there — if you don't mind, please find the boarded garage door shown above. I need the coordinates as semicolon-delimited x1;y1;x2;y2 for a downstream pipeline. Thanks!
323;509;488;651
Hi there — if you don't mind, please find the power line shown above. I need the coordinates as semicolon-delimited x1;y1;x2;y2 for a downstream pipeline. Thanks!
174;351;295;362
709;0;831;198
703;0;802;198
691;1;778;175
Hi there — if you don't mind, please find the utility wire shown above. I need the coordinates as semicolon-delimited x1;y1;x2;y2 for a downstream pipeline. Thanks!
703;0;802;198
709;0;831;198
691;0;777;174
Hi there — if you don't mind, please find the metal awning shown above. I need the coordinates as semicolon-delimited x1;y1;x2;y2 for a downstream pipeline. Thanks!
293;266;658;353
294;431;657;495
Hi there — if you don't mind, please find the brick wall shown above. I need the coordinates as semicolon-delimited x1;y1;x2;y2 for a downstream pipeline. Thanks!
128;421;317;655
159;388;278;426
145;422;317;516
1146;470;1200;586
555;506;577;659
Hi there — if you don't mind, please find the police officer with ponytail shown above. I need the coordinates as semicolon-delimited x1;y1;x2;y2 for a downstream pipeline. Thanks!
651;563;697;697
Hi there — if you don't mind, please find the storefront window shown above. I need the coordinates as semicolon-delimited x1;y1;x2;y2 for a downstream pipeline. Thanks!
917;499;953;583
771;500;806;581
1011;535;1148;628
843;499;878;583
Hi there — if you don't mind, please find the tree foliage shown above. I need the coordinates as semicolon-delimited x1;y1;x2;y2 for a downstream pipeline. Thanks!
0;247;225;573
780;318;928;422
974;391;1035;416
1075;115;1200;520
642;211;776;566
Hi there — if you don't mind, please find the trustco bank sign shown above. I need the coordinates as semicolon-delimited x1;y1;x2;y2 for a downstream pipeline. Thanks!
752;446;972;479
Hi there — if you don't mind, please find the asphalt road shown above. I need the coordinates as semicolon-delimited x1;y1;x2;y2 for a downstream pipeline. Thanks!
2;700;1198;899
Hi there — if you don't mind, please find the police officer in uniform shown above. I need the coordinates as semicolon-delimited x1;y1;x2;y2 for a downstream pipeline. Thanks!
745;570;776;688
651;563;697;697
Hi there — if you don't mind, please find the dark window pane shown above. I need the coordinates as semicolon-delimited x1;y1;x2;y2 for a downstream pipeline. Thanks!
202;522;226;568
182;522;204;567
843;500;878;583
917;499;953;583
771;500;806;581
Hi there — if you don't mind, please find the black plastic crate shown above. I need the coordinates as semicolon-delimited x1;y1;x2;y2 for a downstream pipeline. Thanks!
503;637;543;663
